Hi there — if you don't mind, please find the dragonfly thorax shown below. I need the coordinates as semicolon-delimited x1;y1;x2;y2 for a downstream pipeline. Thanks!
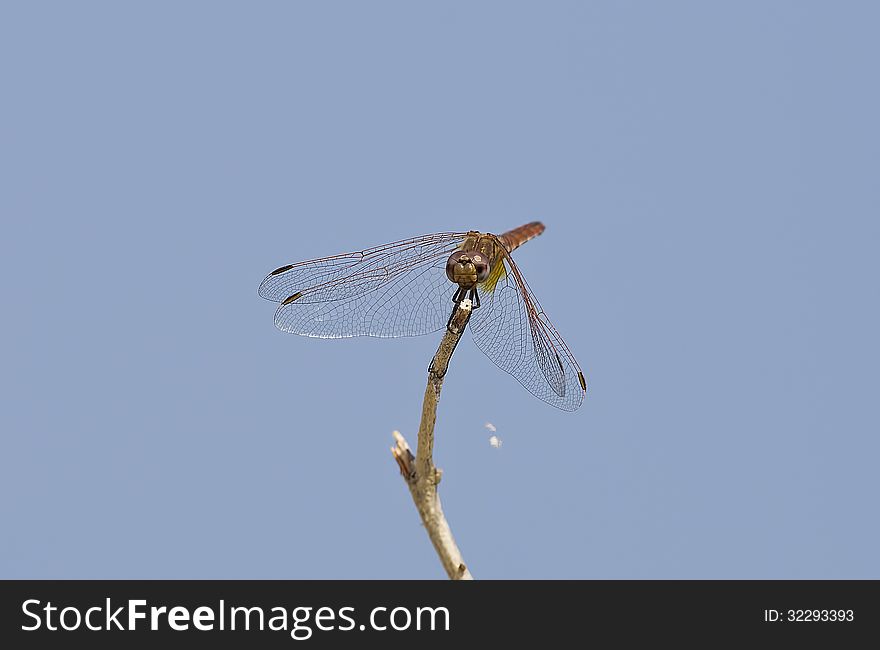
446;250;490;289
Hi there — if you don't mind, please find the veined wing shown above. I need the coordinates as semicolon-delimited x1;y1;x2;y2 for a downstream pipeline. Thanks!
470;245;587;411
259;231;468;338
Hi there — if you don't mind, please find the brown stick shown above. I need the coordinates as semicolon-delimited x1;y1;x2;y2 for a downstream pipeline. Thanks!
391;299;474;580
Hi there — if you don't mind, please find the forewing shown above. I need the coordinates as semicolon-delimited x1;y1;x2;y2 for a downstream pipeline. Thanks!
470;251;586;411
259;232;467;338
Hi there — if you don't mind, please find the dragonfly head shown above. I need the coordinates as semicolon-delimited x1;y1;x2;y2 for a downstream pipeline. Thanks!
446;250;490;288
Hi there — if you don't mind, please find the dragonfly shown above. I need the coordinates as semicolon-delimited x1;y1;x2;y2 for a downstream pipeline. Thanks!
258;222;587;411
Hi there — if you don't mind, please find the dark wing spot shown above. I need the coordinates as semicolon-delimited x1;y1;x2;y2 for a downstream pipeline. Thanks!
578;371;587;392
281;291;303;305
270;264;295;276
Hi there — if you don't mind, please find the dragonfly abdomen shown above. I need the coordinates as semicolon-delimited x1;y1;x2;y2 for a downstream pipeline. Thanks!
499;221;545;253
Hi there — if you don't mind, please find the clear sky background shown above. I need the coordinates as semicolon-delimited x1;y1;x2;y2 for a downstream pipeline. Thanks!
2;2;878;579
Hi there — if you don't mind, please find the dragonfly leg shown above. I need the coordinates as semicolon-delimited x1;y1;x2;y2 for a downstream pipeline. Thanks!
446;286;476;330
447;287;462;329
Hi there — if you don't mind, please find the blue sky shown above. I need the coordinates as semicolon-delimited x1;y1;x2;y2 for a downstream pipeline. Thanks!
1;1;878;578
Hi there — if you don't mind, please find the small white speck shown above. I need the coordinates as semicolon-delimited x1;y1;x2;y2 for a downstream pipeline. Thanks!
489;435;502;449
484;422;497;432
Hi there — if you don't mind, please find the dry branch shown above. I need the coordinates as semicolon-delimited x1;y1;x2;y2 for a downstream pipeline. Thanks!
391;299;474;580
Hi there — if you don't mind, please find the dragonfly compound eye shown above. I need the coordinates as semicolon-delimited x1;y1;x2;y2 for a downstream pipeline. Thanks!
446;250;486;288
471;253;490;282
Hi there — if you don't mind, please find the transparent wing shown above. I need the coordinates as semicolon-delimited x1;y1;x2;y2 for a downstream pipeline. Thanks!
258;232;468;338
470;247;587;411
